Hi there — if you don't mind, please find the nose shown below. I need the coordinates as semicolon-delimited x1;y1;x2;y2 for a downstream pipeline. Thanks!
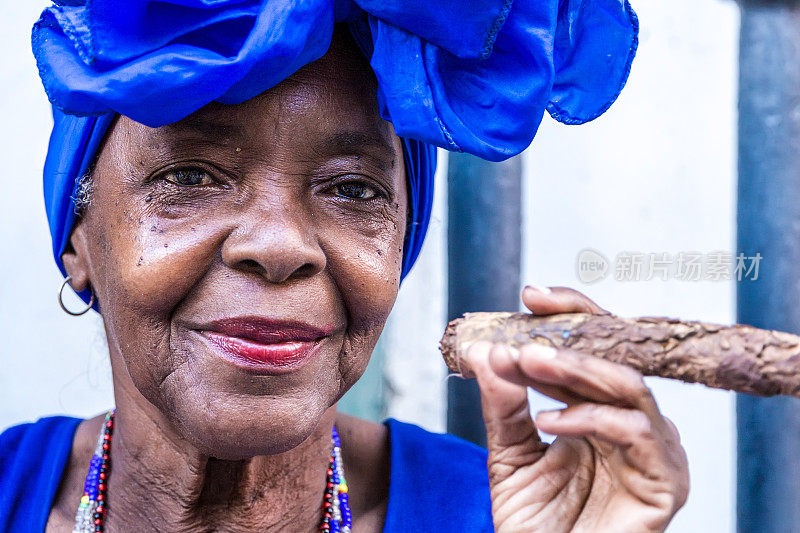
221;206;326;284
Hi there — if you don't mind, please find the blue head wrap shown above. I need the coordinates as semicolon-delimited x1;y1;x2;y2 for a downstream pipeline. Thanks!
33;0;638;304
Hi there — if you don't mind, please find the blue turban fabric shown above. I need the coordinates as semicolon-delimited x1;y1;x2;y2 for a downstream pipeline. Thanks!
33;0;638;302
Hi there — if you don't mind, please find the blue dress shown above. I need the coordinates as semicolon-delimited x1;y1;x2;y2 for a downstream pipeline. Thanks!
0;417;492;532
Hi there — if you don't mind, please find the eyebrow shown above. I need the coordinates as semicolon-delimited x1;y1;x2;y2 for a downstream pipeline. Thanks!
323;130;396;159
162;116;243;139
162;119;396;160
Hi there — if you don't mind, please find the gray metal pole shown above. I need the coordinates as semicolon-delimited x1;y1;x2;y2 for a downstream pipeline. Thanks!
447;153;522;447
737;1;800;530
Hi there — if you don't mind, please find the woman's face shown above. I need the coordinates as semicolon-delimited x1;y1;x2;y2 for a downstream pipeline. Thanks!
63;32;408;458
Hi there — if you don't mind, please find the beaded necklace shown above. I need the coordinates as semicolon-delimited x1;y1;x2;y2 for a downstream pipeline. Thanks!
73;410;352;533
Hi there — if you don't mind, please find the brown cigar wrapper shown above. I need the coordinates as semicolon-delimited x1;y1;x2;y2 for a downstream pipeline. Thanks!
440;312;800;397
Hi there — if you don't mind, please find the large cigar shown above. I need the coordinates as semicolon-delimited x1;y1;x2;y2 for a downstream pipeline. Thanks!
440;312;800;397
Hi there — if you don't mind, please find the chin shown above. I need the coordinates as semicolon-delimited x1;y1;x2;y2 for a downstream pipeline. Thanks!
167;389;334;460
129;345;345;459
118;321;372;459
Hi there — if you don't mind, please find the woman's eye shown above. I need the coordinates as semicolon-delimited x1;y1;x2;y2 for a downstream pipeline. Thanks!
335;181;377;200
163;168;214;187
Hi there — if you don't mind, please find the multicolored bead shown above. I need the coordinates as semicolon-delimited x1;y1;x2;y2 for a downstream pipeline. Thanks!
72;409;114;533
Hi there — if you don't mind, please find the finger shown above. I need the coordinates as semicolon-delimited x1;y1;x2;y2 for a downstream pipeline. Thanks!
536;403;657;447
467;342;541;448
521;285;610;316
534;403;678;475
493;343;665;426
488;345;584;406
465;343;547;483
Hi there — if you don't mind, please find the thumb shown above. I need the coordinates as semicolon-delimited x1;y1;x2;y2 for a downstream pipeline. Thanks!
465;342;547;486
521;285;609;316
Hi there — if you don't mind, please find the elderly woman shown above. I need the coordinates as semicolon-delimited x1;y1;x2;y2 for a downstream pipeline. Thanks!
1;1;689;532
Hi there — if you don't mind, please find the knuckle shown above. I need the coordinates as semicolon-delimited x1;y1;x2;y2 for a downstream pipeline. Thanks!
621;364;646;384
581;403;602;417
572;403;600;422
464;342;493;374
627;410;655;440
622;370;651;401
560;371;585;390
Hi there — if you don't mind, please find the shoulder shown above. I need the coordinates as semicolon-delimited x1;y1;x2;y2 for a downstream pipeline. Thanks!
0;416;82;531
384;418;489;477
383;419;492;533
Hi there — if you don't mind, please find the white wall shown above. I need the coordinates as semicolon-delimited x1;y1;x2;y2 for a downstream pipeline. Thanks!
1;1;739;531
0;0;115;427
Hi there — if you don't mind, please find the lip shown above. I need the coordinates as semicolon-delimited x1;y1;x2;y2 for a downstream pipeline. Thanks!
196;316;335;373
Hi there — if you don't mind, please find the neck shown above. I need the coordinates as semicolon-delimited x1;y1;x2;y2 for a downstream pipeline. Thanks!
105;382;336;532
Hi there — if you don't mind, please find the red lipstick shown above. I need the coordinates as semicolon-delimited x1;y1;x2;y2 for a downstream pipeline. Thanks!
199;316;333;371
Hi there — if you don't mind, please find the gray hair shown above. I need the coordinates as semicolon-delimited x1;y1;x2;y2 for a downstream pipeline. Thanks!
72;171;94;216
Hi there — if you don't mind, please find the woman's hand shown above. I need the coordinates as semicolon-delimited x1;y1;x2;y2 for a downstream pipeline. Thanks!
467;286;689;533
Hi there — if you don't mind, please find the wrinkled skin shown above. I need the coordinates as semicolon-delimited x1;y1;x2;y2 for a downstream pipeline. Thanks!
44;28;689;533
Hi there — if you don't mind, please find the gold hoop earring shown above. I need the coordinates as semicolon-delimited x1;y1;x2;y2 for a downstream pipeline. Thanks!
58;276;95;316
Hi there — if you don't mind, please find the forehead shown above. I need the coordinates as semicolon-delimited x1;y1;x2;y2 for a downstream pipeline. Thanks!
114;27;396;157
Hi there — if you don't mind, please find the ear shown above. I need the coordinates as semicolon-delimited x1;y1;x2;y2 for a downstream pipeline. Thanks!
61;218;93;293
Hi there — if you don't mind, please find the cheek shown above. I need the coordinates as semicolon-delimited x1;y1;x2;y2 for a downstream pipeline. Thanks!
327;210;404;314
99;209;228;315
319;206;406;383
90;202;232;393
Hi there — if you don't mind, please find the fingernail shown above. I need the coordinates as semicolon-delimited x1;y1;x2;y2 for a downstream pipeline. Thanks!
525;285;552;295
508;346;520;362
527;343;557;360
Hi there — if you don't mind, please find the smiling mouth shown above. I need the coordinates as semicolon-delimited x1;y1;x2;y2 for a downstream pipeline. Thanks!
197;316;334;371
